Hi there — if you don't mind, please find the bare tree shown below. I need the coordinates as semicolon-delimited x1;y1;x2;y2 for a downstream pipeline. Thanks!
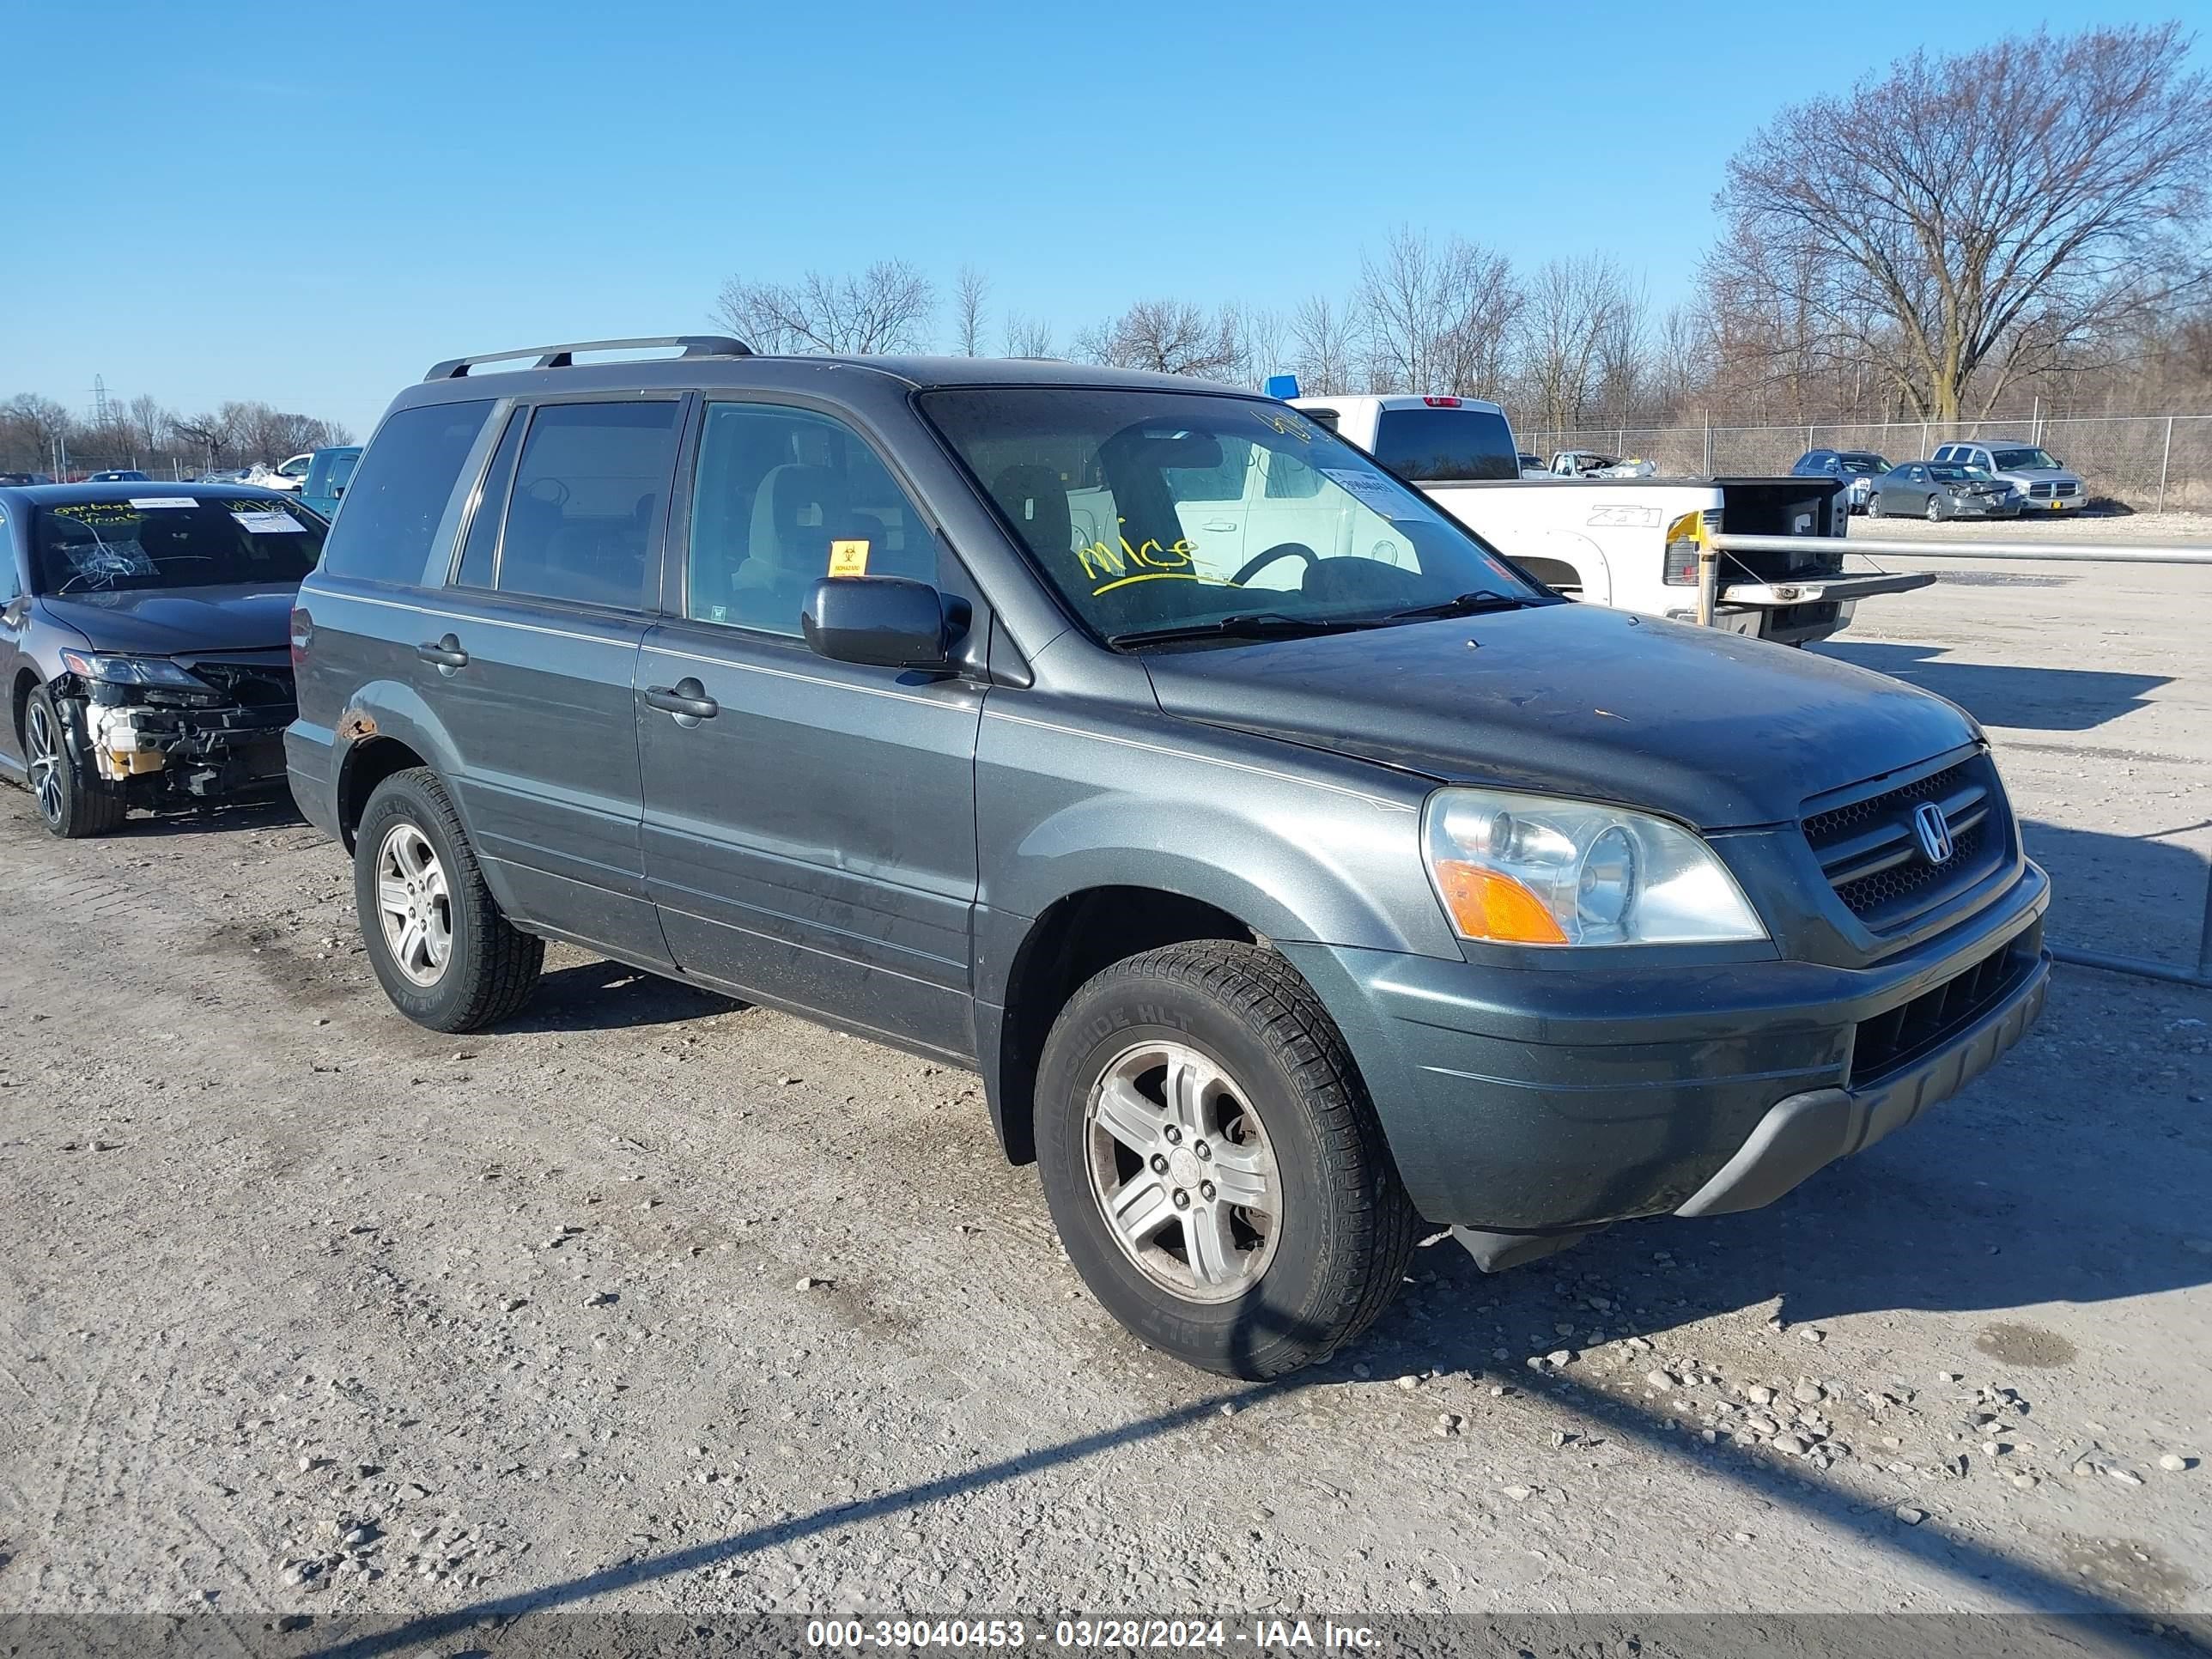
1357;226;1521;397
128;394;170;455
952;266;989;356
1001;312;1054;357
1;393;74;471
1591;270;1651;427
1518;255;1641;434
1712;24;2212;421
712;260;935;355
168;410;234;469
1079;300;1243;377
1289;295;1358;395
1234;307;1289;390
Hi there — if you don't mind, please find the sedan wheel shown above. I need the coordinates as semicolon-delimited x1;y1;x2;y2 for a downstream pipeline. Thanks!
1926;494;1946;521
1867;493;1882;518
25;699;64;826
1084;1038;1282;1303
374;822;453;987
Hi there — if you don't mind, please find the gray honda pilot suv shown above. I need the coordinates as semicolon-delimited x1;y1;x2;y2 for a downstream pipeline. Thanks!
288;337;2051;1378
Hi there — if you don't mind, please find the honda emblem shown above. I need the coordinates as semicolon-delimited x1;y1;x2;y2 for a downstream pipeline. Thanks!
1913;801;1954;865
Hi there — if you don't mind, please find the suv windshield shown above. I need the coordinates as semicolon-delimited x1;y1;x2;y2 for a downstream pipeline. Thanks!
1369;406;1519;482
33;495;325;595
1988;447;2061;471
1837;453;1888;474
920;388;1544;644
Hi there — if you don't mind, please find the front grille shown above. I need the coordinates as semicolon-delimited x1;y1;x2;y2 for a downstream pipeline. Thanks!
1850;927;2038;1084
2027;482;2081;500
187;661;297;708
1802;754;2008;932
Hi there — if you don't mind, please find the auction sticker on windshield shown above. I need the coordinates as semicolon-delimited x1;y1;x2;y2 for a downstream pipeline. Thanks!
128;497;198;509
1321;468;1420;519
230;509;307;534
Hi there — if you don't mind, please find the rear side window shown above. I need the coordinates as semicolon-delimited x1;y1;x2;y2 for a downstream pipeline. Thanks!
1370;407;1518;482
453;409;527;590
493;401;681;609
685;402;937;637
319;402;495;583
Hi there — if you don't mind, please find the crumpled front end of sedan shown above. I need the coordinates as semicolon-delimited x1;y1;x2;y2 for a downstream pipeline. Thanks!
55;649;298;801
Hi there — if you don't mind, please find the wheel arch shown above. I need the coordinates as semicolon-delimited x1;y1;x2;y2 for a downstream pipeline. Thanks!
983;884;1264;1167
328;683;465;852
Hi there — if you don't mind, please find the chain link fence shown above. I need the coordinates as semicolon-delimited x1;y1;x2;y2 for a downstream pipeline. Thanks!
1518;414;2212;513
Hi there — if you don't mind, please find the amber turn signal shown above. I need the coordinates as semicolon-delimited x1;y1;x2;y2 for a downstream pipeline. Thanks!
1432;860;1570;945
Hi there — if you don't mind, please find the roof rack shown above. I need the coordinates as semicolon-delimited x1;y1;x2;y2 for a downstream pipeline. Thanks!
423;335;753;381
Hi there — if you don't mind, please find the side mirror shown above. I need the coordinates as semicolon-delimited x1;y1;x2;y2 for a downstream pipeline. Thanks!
801;576;955;670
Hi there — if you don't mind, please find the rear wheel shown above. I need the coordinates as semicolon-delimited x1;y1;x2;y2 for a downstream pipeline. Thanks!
23;690;125;839
1036;941;1418;1378
355;767;542;1031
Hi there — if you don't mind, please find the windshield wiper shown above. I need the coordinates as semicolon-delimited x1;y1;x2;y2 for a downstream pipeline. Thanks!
1109;611;1378;648
1380;588;1534;622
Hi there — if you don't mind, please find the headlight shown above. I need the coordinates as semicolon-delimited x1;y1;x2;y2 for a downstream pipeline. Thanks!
60;651;207;688
1422;787;1767;946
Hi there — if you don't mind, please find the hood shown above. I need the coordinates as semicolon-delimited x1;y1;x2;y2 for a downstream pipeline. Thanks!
36;583;300;656
1139;604;1978;830
1996;467;2081;485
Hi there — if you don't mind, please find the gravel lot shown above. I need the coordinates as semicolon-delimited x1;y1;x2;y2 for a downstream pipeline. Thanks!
1;550;2208;1644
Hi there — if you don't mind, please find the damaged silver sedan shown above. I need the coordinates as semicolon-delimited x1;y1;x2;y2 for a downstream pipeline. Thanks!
0;483;325;836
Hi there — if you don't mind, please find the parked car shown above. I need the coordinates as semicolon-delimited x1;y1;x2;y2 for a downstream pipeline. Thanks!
299;445;362;520
0;482;324;836
1294;395;1929;646
1790;450;1891;513
1516;451;1550;479
1930;442;2085;512
1868;461;2021;520
194;468;256;484
86;469;151;483
289;337;2051;1379
267;453;313;492
0;472;54;487
1548;449;1620;477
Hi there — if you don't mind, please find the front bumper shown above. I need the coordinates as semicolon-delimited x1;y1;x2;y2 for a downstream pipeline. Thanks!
1279;860;2050;1234
77;688;294;799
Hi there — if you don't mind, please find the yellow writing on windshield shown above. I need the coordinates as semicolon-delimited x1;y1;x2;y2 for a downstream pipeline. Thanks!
1078;524;1197;585
1252;407;1316;443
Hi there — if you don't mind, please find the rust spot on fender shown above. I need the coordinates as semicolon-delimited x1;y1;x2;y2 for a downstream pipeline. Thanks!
339;711;379;742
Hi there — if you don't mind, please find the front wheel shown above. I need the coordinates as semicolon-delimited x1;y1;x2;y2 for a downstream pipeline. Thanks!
1926;494;1946;521
1036;941;1418;1378
23;689;125;839
354;767;543;1031
1867;493;1882;518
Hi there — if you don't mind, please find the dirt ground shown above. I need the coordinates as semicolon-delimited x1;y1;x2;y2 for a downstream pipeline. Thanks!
1;557;2207;1645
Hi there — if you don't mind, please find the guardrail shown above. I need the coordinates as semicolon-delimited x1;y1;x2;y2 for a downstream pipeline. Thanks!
1704;531;2212;991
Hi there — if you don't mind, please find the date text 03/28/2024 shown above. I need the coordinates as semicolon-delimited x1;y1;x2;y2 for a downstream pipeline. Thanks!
804;1620;1381;1650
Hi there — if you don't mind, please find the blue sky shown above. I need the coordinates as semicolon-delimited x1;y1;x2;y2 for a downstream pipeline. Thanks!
5;0;2200;439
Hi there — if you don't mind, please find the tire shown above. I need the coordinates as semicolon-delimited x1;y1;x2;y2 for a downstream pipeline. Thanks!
22;689;125;840
354;767;543;1031
1035;941;1418;1379
1867;493;1882;518
1926;494;1946;521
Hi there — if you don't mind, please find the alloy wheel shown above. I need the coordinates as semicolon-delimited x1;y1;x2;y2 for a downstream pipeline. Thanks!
374;823;453;987
1084;1039;1282;1303
25;701;63;824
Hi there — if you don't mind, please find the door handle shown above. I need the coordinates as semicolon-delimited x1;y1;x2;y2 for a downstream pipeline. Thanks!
644;678;719;721
416;635;469;669
1200;520;1239;533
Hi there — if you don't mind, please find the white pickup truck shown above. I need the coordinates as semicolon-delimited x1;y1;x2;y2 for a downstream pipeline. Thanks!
1285;393;1932;645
